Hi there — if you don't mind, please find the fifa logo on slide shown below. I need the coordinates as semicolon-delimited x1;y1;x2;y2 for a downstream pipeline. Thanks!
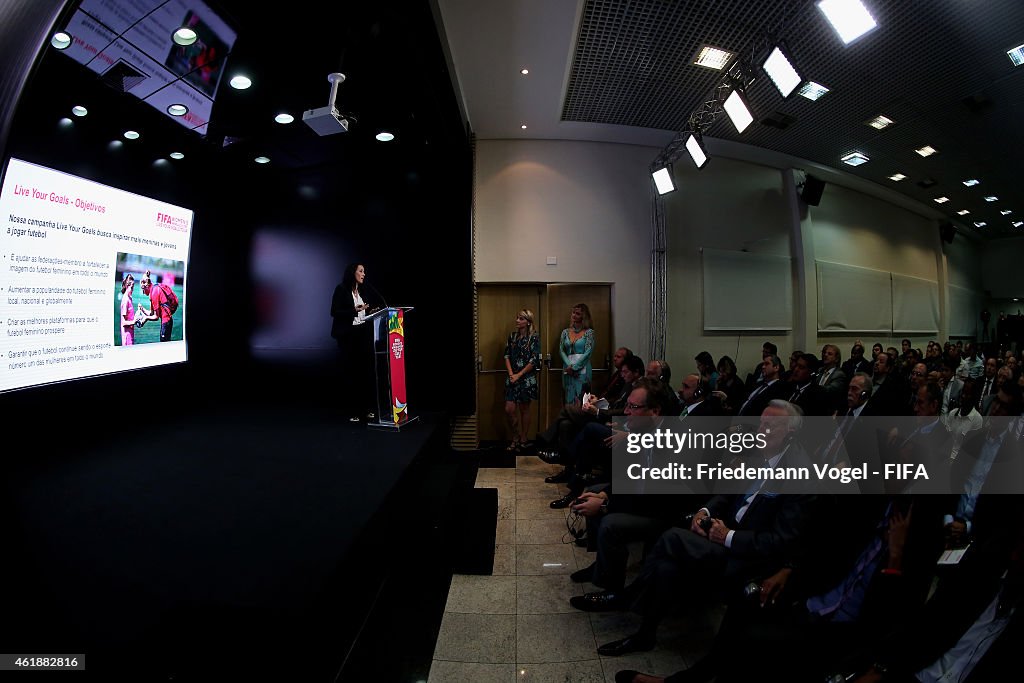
155;212;188;232
391;337;404;360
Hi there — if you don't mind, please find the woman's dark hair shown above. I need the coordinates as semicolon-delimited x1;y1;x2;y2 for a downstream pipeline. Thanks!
717;355;737;376
342;263;363;290
695;351;714;369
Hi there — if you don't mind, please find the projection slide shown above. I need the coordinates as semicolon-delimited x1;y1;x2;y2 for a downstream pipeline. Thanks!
0;158;192;393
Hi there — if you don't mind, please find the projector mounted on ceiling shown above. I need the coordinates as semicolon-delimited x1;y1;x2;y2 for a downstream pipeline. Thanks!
303;72;350;136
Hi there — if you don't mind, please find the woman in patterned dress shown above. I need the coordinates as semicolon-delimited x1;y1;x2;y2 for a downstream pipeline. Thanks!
504;309;541;452
559;303;595;408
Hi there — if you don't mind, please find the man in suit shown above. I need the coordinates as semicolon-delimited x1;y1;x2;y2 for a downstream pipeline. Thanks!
746;341;777;390
977;356;999;410
938;356;964;416
737;354;790;417
818;344;849;413
842;342;872;378
869;350;910;416
787;352;832;417
572;400;818;657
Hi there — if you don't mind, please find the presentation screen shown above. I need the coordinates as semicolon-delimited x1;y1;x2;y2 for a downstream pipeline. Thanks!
0;158;191;394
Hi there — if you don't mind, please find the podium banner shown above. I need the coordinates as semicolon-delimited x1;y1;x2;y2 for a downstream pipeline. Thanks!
387;309;409;423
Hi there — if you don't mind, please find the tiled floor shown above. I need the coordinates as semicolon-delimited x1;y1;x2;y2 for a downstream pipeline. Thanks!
428;454;722;683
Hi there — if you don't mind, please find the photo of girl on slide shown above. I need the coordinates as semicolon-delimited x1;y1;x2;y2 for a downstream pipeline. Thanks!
113;254;184;345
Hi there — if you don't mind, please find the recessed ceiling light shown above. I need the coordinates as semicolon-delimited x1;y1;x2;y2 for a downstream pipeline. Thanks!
123;130;139;140
962;179;980;186
173;27;198;46
797;81;830;100
229;75;252;90
1013;221;1023;228
888;173;906;181
985;196;998;202
1001;210;1013;215
841;151;869;166
520;68;529;75
167;104;188;117
974;221;987;227
1008;44;1024;67
957;209;970;215
817;0;878;45
274;113;294;124
71;105;88;117
375;131;395;142
693;46;736;70
915;145;938;157
520;124;527;130
169;152;184;160
933;196;949;204
51;32;72;50
867;114;894;130
254;156;270;164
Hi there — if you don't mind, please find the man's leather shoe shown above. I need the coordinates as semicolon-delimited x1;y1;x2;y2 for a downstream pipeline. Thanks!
570;562;595;583
550;494;575;509
537;449;562;464
569;590;626;612
597;633;656;657
544;469;571;484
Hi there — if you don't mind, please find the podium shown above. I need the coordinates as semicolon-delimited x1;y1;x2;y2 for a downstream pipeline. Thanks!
364;307;419;430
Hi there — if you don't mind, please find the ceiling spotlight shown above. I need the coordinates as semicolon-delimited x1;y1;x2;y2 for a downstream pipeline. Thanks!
1008;44;1024;67
229;75;252;90
974;221;987;228
762;45;803;98
684;133;709;168
520;68;529;75
1013;221;1024;228
520;124;527;130
173;27;198;46
723;89;754;133
985;196;998;202
693;46;736;70
274;113;294;124
254;156;270;164
962;178;980;186
841;151;869;166
51;32;72;50
866;114;894;130
957;210;970;215
817;0;878;45
933;196;949;204
123;130;140;140
888;173;906;181
71;105;88;117
652;165;675;195
169;152;184;160
915;145;938;157
375;131;395;142
797;81;830;101
1001;210;1013;215
167;104;188;117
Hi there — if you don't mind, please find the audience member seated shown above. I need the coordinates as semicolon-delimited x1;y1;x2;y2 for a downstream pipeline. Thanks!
736;354;789;417
712;355;746;416
818;343;849;414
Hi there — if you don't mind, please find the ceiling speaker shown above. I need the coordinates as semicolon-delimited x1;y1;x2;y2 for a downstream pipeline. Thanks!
940;222;956;244
801;175;826;206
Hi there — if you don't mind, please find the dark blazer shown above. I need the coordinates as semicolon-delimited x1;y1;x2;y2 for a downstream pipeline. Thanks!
704;442;817;580
842;357;872;378
866;375;911;416
788;382;833;417
817;367;849;414
737;379;792;417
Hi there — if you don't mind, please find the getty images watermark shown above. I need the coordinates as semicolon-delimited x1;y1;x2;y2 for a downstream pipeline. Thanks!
610;414;1024;496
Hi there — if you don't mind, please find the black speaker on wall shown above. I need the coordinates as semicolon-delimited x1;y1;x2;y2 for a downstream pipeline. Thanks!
801;175;826;206
940;221;956;243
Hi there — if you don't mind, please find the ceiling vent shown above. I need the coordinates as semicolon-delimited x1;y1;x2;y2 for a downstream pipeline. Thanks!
100;60;147;93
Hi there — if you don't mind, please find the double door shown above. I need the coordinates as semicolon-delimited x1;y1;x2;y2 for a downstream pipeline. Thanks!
476;283;612;443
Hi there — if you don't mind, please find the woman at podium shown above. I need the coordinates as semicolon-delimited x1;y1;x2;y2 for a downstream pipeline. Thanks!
331;262;380;422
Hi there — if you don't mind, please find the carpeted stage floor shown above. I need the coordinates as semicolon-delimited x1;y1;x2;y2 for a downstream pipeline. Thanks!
1;398;497;681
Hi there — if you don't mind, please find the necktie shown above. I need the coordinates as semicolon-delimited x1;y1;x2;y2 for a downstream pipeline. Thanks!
740;384;765;414
819;368;832;386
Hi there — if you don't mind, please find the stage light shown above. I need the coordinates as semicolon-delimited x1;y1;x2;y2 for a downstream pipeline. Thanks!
723;89;754;133
652;165;676;195
762;46;803;98
818;0;878;45
684;134;709;168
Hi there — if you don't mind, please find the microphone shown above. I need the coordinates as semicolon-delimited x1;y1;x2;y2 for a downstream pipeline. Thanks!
364;280;389;311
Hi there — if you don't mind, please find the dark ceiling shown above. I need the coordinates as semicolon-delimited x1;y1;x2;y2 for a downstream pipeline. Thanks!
10;0;466;193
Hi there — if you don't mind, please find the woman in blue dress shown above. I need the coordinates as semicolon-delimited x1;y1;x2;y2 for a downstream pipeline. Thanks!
504;309;541;452
559;302;595;407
